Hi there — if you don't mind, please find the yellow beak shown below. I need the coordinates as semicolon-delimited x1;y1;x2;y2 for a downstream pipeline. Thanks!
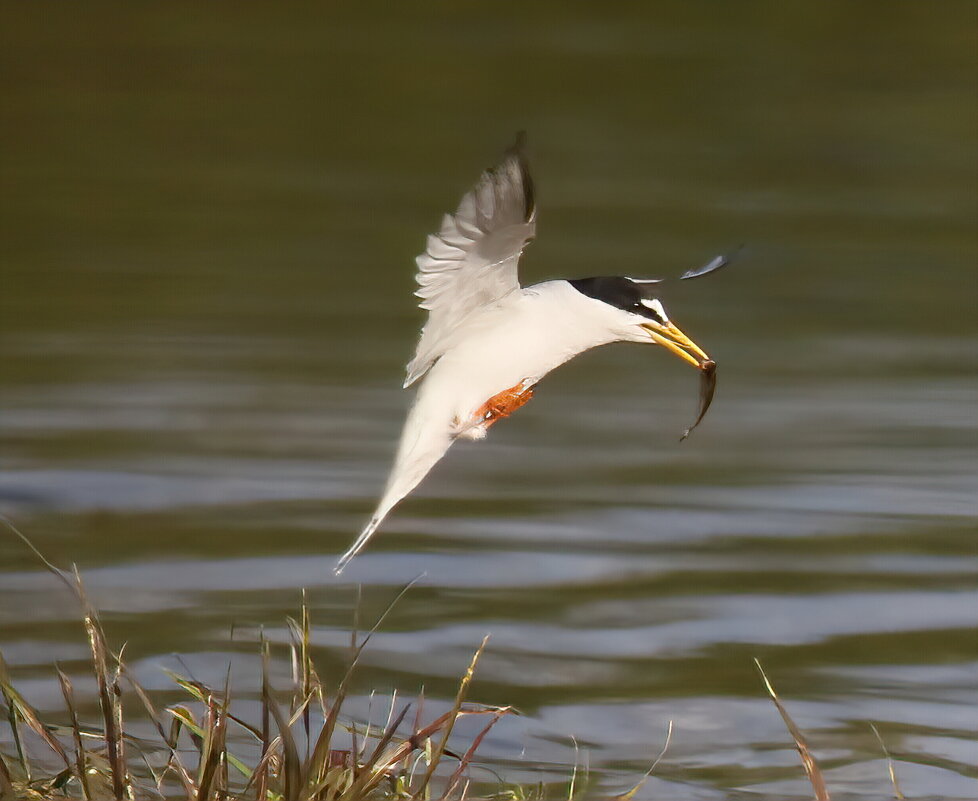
642;321;711;369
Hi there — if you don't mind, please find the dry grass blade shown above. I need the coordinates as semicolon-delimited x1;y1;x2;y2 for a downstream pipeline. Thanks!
355;689;382;766
1;666;30;783
195;688;229;801
232;652;288;801
754;659;831;801
567;734;581;801
56;665;92;801
286;592;318;727
869;723;906;801
411;688;424;745
307;575;424;789
444;706;514;797
614;719;674;800
0;749;13;796
117;662;196;796
263;648;301;801
350;698;504;797
255;636;272;801
1;515;79;601
413;634;490;799
76;571;129;801
0;651;71;771
341;702;412;799
2;524;691;801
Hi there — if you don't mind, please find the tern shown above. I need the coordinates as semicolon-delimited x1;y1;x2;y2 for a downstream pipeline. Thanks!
335;135;731;573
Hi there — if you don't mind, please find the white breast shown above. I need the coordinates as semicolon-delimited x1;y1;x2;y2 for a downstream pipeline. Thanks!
415;280;624;423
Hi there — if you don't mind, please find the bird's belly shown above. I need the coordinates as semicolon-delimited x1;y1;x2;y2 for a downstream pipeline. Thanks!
422;322;576;425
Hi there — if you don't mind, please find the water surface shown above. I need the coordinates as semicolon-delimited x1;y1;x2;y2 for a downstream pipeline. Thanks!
1;4;976;798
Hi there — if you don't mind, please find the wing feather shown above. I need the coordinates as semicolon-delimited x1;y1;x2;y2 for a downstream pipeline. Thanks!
403;136;536;388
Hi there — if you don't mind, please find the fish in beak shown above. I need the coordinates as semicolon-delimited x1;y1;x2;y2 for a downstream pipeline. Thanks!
641;319;717;441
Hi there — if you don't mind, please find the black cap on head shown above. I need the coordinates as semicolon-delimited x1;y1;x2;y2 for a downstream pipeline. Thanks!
568;276;667;323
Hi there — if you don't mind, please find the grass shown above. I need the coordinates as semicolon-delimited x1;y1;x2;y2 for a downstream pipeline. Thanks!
0;521;908;801
0;528;582;801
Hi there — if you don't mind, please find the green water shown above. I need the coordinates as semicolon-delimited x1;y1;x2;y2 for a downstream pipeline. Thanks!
2;4;976;798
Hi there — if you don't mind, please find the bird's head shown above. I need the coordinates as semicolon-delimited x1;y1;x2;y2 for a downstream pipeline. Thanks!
567;272;722;439
567;275;712;369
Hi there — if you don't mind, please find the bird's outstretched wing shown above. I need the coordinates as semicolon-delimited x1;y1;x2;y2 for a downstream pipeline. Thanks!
403;136;536;388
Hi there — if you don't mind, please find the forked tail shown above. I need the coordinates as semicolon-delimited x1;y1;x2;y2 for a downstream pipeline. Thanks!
334;514;384;574
334;386;457;574
333;428;454;574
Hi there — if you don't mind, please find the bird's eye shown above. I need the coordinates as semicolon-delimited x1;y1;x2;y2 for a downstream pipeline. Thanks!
631;301;658;320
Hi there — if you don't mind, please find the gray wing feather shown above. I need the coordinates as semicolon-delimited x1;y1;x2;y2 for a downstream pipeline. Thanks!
404;138;536;387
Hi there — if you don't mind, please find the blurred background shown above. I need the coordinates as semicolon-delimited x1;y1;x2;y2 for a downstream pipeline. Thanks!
1;3;975;798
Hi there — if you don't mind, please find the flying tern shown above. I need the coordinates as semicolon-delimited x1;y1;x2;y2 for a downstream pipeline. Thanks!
335;135;730;573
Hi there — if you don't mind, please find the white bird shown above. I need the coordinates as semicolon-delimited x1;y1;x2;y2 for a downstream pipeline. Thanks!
335;135;727;573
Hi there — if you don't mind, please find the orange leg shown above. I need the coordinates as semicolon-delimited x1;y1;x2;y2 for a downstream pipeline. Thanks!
474;380;535;429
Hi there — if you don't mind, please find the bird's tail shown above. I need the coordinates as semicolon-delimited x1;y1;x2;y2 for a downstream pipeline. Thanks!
334;413;454;575
332;478;419;575
334;514;385;574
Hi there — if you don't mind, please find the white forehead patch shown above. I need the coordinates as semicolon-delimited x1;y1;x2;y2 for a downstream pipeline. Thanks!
626;276;664;284
640;298;669;321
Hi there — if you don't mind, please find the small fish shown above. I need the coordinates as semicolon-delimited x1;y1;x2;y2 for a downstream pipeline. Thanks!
680;359;717;441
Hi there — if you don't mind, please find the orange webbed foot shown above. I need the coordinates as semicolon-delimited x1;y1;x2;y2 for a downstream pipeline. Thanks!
455;379;536;440
477;379;535;426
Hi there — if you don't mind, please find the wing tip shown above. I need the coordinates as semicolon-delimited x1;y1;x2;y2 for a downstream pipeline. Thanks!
504;131;535;224
680;244;745;281
508;130;528;157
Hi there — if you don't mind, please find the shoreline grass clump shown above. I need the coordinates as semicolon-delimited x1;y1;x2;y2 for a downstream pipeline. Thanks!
1;522;909;801
0;545;532;801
